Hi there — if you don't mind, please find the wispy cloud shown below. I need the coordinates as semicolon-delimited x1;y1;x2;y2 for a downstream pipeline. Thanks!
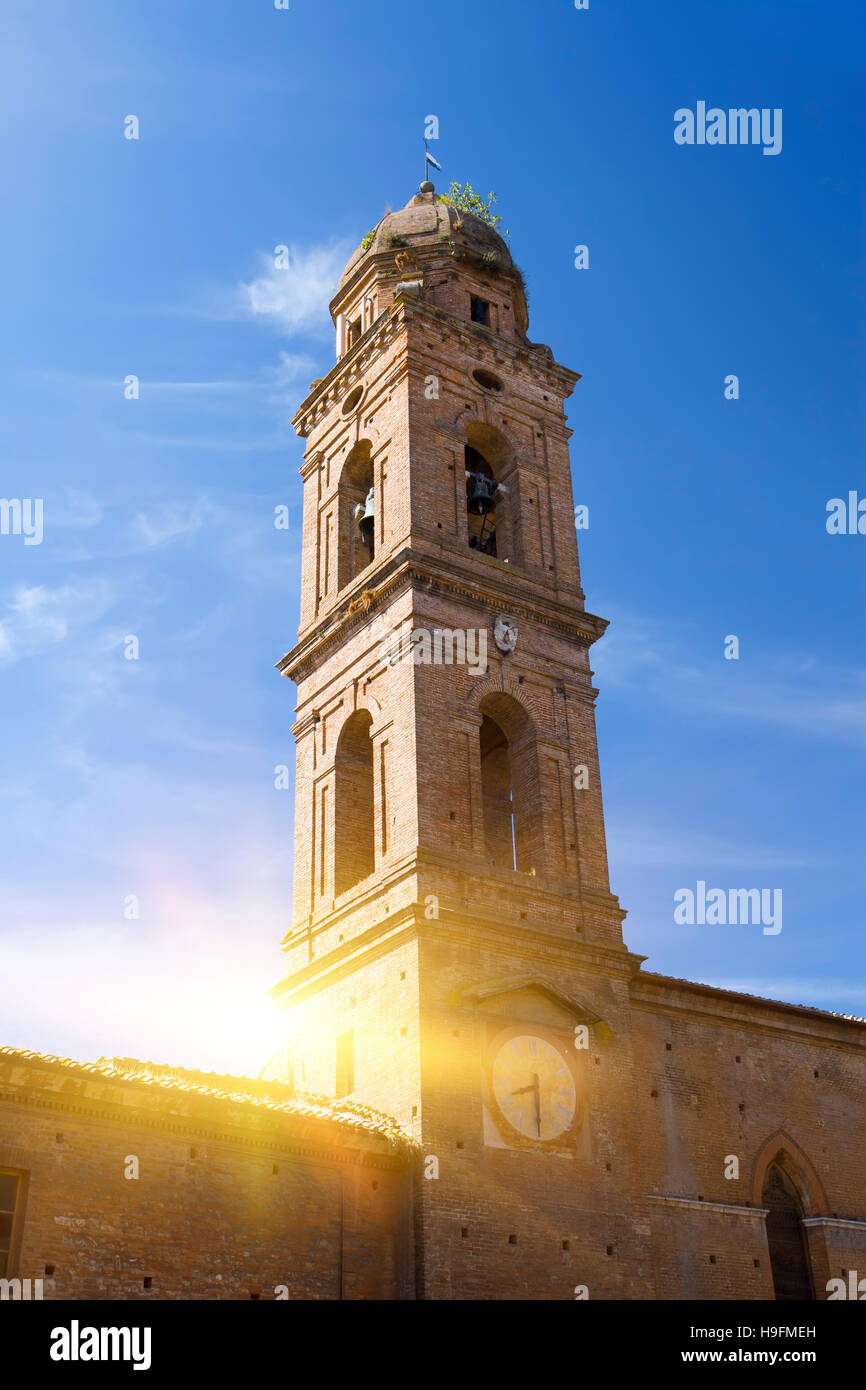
118;431;285;451
0;581;115;667
607;820;821;871
595;608;866;749
238;241;351;335
132;496;222;549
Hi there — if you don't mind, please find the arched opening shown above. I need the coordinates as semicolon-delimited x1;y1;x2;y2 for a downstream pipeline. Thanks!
480;714;515;868
478;694;542;874
464;423;519;564
762;1161;814;1301
338;440;374;590
334;710;374;895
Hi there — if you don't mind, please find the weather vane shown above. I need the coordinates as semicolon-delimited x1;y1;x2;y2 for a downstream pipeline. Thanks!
423;141;441;190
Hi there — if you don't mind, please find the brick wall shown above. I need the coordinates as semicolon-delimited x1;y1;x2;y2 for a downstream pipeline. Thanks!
0;1052;413;1300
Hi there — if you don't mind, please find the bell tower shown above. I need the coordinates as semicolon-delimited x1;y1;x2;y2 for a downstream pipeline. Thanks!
271;185;654;1299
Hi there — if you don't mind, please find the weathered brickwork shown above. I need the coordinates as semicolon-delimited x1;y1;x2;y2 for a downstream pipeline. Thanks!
270;186;866;1301
3;188;864;1303
0;1052;412;1300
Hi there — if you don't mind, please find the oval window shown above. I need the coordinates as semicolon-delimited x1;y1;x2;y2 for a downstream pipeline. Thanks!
342;385;364;415
472;368;504;393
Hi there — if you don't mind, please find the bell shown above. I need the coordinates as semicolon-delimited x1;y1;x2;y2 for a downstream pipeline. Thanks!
358;486;375;546
467;472;496;516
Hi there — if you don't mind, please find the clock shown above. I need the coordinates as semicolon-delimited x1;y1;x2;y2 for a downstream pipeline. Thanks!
491;1034;577;1141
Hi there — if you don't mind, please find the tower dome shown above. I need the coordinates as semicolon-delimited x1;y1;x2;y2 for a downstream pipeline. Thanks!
330;186;529;345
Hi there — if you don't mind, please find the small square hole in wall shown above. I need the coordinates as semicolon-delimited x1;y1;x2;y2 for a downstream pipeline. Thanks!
594;1057;600;1065
606;1245;614;1256
508;1234;517;1246
449;811;455;820
650;1089;658;1098
411;1106;417;1117
400;970;406;980
456;1141;464;1150
665;1043;672;1051
461;1227;468;1239
189;1147;197;1159
520;912;527;920
814;1070;819;1078
562;1240;570;1251
272;1165;279;1175
44;1264;55;1278
372;1181;378;1191
250;1292;260;1300
754;1259;760;1268
709;1255;716;1265
605;1163;612;1172
739;1103;745;1112
143;1277;153;1290
55;1133;63;1144
735;1055;741;1063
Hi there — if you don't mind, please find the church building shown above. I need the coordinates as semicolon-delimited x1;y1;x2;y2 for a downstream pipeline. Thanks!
1;184;864;1301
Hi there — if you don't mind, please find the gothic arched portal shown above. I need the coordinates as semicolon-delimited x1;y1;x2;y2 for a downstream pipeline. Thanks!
762;1161;814;1301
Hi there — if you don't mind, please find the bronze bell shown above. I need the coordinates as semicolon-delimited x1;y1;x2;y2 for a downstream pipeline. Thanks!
467;471;496;516
358;486;375;545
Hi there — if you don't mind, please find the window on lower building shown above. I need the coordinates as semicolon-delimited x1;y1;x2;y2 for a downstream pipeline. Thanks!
336;1030;355;1098
0;1171;22;1277
470;296;490;326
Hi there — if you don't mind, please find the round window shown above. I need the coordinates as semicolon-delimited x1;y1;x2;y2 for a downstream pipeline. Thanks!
472;368;504;393
342;385;364;415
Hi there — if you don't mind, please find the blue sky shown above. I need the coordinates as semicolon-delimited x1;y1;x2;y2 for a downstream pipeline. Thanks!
1;0;864;1074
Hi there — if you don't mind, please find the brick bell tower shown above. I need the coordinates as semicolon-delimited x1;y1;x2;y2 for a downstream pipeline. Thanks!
271;183;654;1299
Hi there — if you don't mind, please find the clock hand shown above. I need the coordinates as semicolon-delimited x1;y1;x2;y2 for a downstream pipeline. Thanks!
533;1074;541;1138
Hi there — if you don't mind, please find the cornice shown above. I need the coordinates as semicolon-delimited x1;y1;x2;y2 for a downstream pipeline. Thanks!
0;1086;408;1168
277;551;607;686
291;289;580;442
648;1195;769;1221
802;1217;866;1231
630;971;866;1045
273;897;641;1006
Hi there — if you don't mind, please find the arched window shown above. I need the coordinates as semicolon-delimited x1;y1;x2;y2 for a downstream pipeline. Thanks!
479;694;542;874
338;440;374;590
334;710;374;896
762;1162;814;1300
464;424;519;564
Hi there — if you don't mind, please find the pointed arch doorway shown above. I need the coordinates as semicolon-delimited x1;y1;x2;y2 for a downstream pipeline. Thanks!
762;1162;814;1301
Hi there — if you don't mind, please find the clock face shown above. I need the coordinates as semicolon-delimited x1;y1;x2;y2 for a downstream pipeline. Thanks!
491;1035;577;1140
